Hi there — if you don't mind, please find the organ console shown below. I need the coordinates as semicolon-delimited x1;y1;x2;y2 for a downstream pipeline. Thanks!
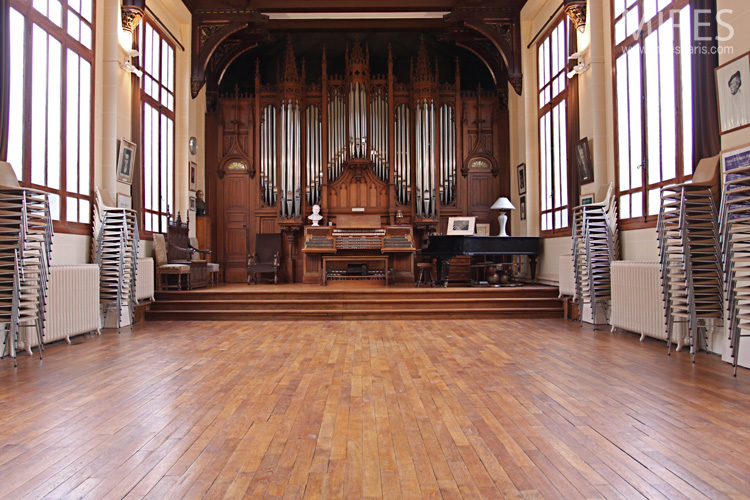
302;215;415;285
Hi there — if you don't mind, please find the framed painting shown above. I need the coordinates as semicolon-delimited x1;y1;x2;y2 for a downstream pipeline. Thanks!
116;138;136;184
716;51;750;134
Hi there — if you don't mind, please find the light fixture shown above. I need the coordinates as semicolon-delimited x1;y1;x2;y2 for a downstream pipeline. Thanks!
490;197;515;237
567;62;589;79
119;60;143;78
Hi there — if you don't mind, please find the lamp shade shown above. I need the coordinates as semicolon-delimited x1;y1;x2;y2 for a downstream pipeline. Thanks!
491;197;515;210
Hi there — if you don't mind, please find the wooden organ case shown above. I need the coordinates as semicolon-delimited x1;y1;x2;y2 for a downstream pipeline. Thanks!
211;36;510;283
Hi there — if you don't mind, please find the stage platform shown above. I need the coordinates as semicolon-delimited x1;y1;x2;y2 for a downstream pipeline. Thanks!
145;282;564;321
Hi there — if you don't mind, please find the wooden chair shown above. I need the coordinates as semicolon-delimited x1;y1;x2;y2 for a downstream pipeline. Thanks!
152;234;190;290
189;236;220;286
247;233;281;284
166;214;208;288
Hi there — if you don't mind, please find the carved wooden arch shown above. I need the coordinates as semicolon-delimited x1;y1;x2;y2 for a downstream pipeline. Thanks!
452;37;508;90
192;23;248;98
460;20;521;95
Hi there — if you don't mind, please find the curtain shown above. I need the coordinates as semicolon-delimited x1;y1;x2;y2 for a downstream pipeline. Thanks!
692;0;721;163
0;0;9;162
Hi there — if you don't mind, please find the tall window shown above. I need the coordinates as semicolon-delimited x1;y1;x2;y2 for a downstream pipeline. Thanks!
538;18;574;235
7;0;94;230
613;0;693;224
140;19;174;234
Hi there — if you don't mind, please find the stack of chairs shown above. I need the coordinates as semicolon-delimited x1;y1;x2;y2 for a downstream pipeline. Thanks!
720;151;750;376
92;188;139;332
658;156;723;362
572;183;619;329
0;162;53;366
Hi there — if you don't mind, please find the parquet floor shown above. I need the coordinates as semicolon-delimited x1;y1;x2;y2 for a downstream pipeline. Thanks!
1;318;749;499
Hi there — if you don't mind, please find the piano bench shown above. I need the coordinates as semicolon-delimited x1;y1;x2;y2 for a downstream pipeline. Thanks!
416;262;435;287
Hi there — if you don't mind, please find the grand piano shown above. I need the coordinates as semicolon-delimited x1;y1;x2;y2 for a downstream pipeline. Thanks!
420;235;541;285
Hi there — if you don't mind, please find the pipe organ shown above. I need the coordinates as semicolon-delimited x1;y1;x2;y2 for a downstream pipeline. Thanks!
213;36;509;283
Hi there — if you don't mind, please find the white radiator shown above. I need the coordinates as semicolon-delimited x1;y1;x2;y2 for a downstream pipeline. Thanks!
41;265;100;346
136;257;154;302
611;261;687;349
558;254;576;298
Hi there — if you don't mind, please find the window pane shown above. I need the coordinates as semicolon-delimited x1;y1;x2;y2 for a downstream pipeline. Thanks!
644;0;657;21
49;193;60;220
79;198;90;224
645;30;661;185
33;0;47;17
47;35;62;190
69;0;80;12
620;194;631;219
680;6;693;176
79;59;91;196
616;54;631;191
67;11;80;41
31;25;48;186
81;0;92;22
615;19;626;45
648;188;661;216
66;52;80;194
8;9;25;178
66;195;78;222
626;6;640;40
658;20;676;182
81;24;92;50
558;102;568;209
614;0;626;18
627;46;642;189
631;190;643;218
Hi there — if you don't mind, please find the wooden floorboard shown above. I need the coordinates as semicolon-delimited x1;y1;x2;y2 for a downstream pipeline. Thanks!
1;318;749;499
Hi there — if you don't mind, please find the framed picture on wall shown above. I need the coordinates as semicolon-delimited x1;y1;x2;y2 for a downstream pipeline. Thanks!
190;196;197;212
517;163;526;195
575;137;594;184
716;51;750;134
116;138;136;185
520;196;526;221
580;193;594;206
189;161;197;192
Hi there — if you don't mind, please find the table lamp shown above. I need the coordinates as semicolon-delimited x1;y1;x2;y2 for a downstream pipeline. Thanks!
490;196;515;236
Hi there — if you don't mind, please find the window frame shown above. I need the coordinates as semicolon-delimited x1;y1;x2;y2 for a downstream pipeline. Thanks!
611;0;694;229
7;0;96;234
537;14;578;238
138;16;175;236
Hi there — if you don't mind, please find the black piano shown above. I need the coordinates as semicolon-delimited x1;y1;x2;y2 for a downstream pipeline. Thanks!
420;235;541;285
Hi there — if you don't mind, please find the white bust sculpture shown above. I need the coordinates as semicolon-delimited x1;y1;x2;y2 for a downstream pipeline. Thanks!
308;204;323;226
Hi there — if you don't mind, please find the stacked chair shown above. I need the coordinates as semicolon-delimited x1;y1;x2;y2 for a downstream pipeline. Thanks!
657;156;723;362
0;162;53;366
572;183;619;329
720;152;750;376
92;188;139;332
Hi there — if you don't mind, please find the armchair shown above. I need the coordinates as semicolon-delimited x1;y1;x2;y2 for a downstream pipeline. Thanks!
247;233;282;284
189;236;220;286
153;234;190;290
165;213;208;288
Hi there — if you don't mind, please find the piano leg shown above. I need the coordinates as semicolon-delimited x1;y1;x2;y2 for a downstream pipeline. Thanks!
433;258;450;287
529;256;538;281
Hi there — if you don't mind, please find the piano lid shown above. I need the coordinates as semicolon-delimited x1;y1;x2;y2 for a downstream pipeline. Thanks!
421;235;540;256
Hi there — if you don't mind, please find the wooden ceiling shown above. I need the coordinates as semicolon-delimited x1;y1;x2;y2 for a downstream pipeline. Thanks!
180;0;530;99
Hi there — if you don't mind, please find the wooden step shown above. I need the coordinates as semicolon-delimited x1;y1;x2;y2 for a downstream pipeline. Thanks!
145;283;564;321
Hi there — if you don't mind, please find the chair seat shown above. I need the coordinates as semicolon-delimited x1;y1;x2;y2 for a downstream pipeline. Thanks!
207;263;219;272
158;264;190;274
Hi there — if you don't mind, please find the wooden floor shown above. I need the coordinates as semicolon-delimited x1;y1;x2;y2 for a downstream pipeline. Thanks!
1;319;749;499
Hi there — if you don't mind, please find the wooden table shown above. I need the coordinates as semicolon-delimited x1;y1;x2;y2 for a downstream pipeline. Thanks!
322;255;389;286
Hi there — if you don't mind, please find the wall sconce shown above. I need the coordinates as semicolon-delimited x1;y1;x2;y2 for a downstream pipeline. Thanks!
119;59;143;78
566;52;589;79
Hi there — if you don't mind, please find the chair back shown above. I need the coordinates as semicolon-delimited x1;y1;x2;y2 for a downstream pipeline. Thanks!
255;233;281;263
166;215;190;261
153;234;168;266
0;161;20;188
691;154;721;187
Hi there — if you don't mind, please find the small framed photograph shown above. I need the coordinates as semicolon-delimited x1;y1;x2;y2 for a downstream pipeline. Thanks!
475;223;490;236
116;138;136;185
189;161;197;192
575;138;594;184
716;51;750;134
520;196;526;221
580;193;594;206
447;216;476;235
517;163;526;195
116;192;132;209
190;196;197;212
